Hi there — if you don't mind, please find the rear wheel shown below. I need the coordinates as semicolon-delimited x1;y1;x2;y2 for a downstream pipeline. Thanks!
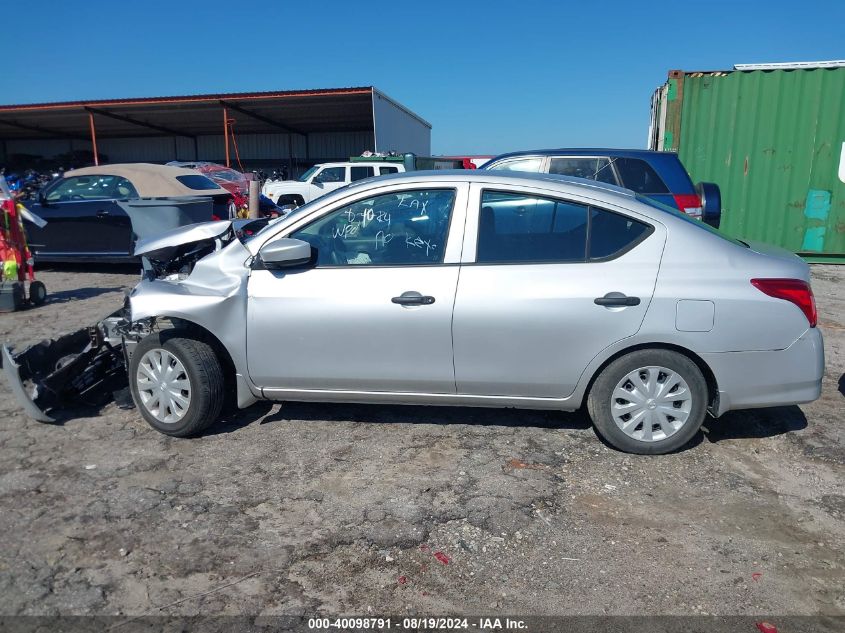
587;349;707;454
129;331;224;437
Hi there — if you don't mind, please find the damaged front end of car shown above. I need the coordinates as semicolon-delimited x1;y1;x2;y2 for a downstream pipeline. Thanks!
2;217;270;422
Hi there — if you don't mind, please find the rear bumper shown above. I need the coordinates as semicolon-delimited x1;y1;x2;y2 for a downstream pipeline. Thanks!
704;328;825;417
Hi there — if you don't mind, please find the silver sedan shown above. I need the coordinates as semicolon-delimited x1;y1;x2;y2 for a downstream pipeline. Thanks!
123;171;824;454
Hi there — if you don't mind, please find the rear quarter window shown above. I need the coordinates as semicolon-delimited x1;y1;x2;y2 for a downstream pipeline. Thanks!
588;208;653;260
614;158;669;194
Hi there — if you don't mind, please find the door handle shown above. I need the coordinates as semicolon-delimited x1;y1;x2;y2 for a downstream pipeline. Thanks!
392;291;435;306
594;293;640;307
96;210;110;218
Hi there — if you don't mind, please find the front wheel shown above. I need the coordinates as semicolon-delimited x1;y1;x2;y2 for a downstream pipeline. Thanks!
587;349;707;454
129;331;224;437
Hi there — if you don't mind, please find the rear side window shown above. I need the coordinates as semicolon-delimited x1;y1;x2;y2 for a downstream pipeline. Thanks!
487;157;544;173
175;175;222;190
549;157;618;185
588;208;651;260
379;166;399;175
350;166;375;181
477;190;652;264
477;191;588;263
614;158;669;194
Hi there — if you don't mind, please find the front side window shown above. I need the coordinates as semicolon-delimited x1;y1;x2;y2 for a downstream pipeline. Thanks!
350;166;375;181
549;157;618;185
477;191;588;263
476;190;652;264
291;189;456;266
313;167;345;184
487;157;544;173
45;175;121;202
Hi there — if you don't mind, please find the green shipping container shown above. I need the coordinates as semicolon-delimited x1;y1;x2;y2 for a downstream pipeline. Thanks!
649;63;845;262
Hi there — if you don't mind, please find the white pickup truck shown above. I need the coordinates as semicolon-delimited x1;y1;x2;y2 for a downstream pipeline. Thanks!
262;161;405;207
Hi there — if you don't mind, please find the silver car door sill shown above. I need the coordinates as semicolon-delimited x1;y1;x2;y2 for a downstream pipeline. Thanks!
260;388;579;411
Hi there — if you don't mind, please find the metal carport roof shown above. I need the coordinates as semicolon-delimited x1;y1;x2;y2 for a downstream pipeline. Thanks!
0;87;393;141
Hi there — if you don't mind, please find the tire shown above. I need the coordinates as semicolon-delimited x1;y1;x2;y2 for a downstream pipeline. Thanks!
29;281;47;306
128;331;224;437
277;195;304;208
586;349;707;454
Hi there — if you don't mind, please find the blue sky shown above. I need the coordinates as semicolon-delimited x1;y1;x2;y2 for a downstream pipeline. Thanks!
5;0;844;155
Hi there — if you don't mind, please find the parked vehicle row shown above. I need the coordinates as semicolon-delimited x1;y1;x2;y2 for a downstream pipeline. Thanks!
482;148;722;227
23;164;229;263
5;170;824;454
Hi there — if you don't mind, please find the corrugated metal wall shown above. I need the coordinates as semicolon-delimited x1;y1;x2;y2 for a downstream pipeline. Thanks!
657;67;845;259
372;89;431;155
3;131;374;165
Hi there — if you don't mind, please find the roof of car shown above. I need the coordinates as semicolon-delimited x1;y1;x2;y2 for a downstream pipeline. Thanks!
64;163;225;197
344;169;637;199
485;148;679;162
319;161;401;167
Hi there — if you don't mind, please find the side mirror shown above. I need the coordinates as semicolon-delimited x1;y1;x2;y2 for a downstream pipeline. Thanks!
313;180;324;188
257;237;313;268
696;182;722;229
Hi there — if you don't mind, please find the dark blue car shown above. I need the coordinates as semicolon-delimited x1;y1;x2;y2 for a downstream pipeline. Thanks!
482;148;721;227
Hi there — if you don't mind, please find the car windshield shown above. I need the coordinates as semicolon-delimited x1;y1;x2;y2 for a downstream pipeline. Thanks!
297;166;319;182
635;194;747;247
238;194;327;244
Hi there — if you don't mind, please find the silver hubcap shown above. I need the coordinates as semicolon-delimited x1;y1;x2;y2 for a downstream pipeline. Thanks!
136;349;191;424
611;365;692;442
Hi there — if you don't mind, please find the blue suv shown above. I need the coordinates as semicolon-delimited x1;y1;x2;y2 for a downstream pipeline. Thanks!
482;148;721;227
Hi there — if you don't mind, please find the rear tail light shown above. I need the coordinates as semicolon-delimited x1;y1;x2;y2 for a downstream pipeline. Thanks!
751;278;817;327
673;194;703;219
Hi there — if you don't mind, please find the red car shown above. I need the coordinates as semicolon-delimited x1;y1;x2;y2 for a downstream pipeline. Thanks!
167;162;249;218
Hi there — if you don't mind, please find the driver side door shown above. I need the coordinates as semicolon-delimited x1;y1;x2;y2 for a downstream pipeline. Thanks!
246;184;468;395
27;175;134;258
309;166;348;200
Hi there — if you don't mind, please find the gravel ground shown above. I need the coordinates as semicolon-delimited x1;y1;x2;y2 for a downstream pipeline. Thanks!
0;264;842;622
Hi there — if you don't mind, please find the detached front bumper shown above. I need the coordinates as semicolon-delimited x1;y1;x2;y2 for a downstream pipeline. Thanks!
704;327;825;417
1;313;132;422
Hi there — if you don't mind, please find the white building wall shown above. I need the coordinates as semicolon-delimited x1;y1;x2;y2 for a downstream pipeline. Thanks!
372;89;431;155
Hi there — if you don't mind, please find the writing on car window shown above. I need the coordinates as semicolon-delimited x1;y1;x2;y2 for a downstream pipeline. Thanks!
291;189;456;266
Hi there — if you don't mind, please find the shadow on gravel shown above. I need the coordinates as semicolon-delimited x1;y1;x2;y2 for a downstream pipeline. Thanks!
36;263;140;275
206;400;593;436
703;405;808;443
838;373;844;398
45;286;125;304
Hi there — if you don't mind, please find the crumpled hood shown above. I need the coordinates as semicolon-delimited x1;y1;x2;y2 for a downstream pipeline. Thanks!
133;220;233;257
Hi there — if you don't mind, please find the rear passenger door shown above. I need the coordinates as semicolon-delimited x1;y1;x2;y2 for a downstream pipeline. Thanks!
452;183;665;399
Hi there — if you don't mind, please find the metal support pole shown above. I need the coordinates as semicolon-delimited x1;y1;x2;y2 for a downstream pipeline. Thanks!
88;111;99;166
248;180;260;218
223;106;230;167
